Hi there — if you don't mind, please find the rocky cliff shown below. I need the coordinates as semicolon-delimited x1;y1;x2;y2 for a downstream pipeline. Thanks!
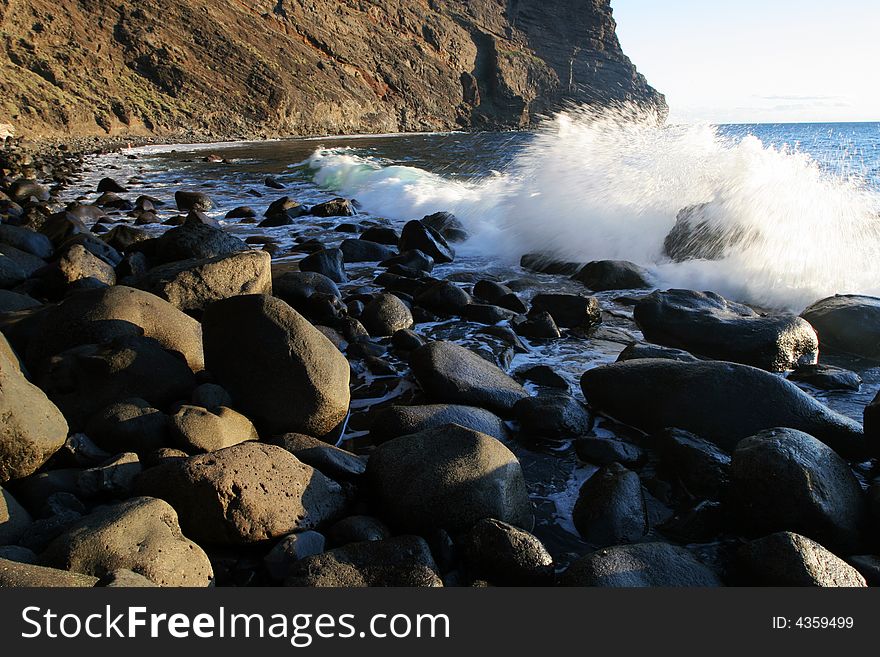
0;0;664;140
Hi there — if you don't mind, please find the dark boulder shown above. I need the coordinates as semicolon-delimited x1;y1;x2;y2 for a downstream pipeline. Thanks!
380;249;433;272
370;404;508;443
309;198;354;217
580;359;868;460
658;429;730;500
410;341;528;414
513;393;592;440
572;260;652;291
359;293;413;337
616;342;698;362
634;289;818;371
459;518;553;585
360;226;399;246
272;433;366;482
174;190;213;212
663;203;756;262
398;220;454;264
326;516;391;546
151;223;248;264
366;424;532;534
340;239;395;263
415;281;471;315
572;463;648;547
519;253;583;275
86;398;171;455
0;224;53;259
530;293;601;329
298;248;347;284
561;543;722;587
730;428;866;552
201;295;350;436
788;364;861;391
738;532;866;587
800;295;880;361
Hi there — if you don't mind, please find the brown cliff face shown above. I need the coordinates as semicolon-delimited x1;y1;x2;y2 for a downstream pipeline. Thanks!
0;0;664;140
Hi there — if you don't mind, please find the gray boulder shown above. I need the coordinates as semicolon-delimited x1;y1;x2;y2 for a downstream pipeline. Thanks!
580;359;868;460
410;341;528;414
360;293;413;337
572;260;652;291
561;543;723;587
634;289;818;371
366;424;532;534
370;404;509;443
202;295;350;437
572;463;648;547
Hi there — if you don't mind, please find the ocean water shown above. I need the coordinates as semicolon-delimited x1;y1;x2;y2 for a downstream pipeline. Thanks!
74;110;880;560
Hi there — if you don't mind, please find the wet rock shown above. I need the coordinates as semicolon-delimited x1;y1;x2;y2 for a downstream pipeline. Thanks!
0;224;54;259
800;295;880;361
310;198;354;217
264;531;326;580
25;285;204;374
398;220;454;264
1;484;32;544
514;364;568;389
76;452;142;499
513;311;561;339
370;404;509;443
100;225;150;252
202;295;350;436
658;429;730;500
135;250;272;315
572;259;652;291
41;496;213;587
497;292;529;313
360;226;400;245
0;558;98;587
285;535;442;587
86;399;170;455
96;177;126;193
170;405;259;453
580;359;868;460
519;253;583;275
634;289;818;371
367;424;532;534
0;243;46;277
513;393;592;440
38;335;197;430
573;464;648;547
459;518;553;586
616;342;698;362
730;428;866;552
788;364;861;391
410;341;529;414
738;532;866;587
0;334;68;482
415;280;471;315
151;223;248;264
360;293;413;337
561;543;722;587
264;176;285;190
9;180;50;203
327;515;391;546
462;303;517;325
574;437;643;466
664;203;756;262
174;190;213;212
264;196;306;220
272;433;366;482
380;249;433;272
299;248;347;284
420;212;467;241
391;328;425;352
273;271;341;317
134;443;346;545
530;293;601;329
225;206;257;219
472;280;512;304
340;239;395;263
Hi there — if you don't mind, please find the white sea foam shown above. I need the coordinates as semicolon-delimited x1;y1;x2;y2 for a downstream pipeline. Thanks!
307;105;880;311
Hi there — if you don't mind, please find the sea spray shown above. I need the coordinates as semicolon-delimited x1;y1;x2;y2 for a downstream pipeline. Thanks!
306;105;880;311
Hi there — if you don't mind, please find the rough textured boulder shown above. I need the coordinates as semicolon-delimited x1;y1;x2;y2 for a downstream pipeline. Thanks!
513;394;592;440
47;243;117;290
359;293;413;337
663;203;756;262
634;289;818;371
202;295;350;436
658;429;730;500
40;497;213;587
37;335;197;430
730;428;866;552
134;442;347;545
561;543;723;587
272;433;366;482
410;341;528;414
1;485;32;544
134;250;272;315
572;463;648;547
572;260;652;291
738;532;867;587
0;559;98;587
284;536;442;587
366;424;532;534
170;405;259;453
0;334;68;482
370;404;509;443
800;295;880;361
25;285;204;374
458;518;553;585
580;359;868;460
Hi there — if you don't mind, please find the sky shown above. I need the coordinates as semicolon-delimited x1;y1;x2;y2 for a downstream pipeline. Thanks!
612;0;880;124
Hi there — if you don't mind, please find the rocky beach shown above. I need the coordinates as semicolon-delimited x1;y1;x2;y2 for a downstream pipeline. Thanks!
1;0;879;590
